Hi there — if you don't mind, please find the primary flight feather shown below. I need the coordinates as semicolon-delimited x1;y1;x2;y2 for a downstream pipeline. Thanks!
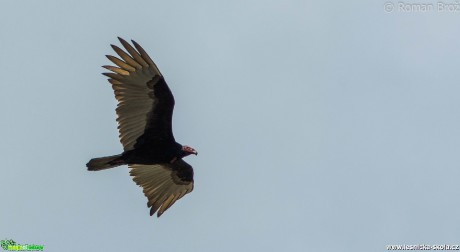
87;37;197;218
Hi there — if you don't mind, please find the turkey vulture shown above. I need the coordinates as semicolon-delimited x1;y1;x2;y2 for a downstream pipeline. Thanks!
87;37;197;218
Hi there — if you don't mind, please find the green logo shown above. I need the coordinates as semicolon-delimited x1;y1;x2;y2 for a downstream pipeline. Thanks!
0;239;44;251
1;240;16;250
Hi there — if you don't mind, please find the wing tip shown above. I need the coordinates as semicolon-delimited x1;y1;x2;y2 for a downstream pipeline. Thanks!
150;207;160;217
118;36;128;44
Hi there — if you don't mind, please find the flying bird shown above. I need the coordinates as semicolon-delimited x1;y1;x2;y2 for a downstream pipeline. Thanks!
87;37;197;217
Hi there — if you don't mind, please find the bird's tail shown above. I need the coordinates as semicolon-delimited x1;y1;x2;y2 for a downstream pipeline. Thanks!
86;154;125;171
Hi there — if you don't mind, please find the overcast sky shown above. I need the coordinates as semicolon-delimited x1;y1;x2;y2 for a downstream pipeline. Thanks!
1;1;460;251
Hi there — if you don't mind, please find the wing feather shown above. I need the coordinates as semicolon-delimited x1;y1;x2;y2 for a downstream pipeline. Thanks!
117;37;149;67
110;44;142;69
132;40;161;75
102;65;130;75
105;55;135;71
129;160;194;217
103;72;124;81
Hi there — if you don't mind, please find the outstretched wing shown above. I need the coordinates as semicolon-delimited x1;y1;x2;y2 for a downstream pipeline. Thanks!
103;37;175;151
129;159;194;217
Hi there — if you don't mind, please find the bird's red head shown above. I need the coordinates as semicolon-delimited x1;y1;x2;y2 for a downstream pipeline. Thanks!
181;145;198;157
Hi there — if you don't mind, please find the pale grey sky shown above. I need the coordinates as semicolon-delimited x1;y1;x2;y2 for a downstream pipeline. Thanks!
1;1;460;251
